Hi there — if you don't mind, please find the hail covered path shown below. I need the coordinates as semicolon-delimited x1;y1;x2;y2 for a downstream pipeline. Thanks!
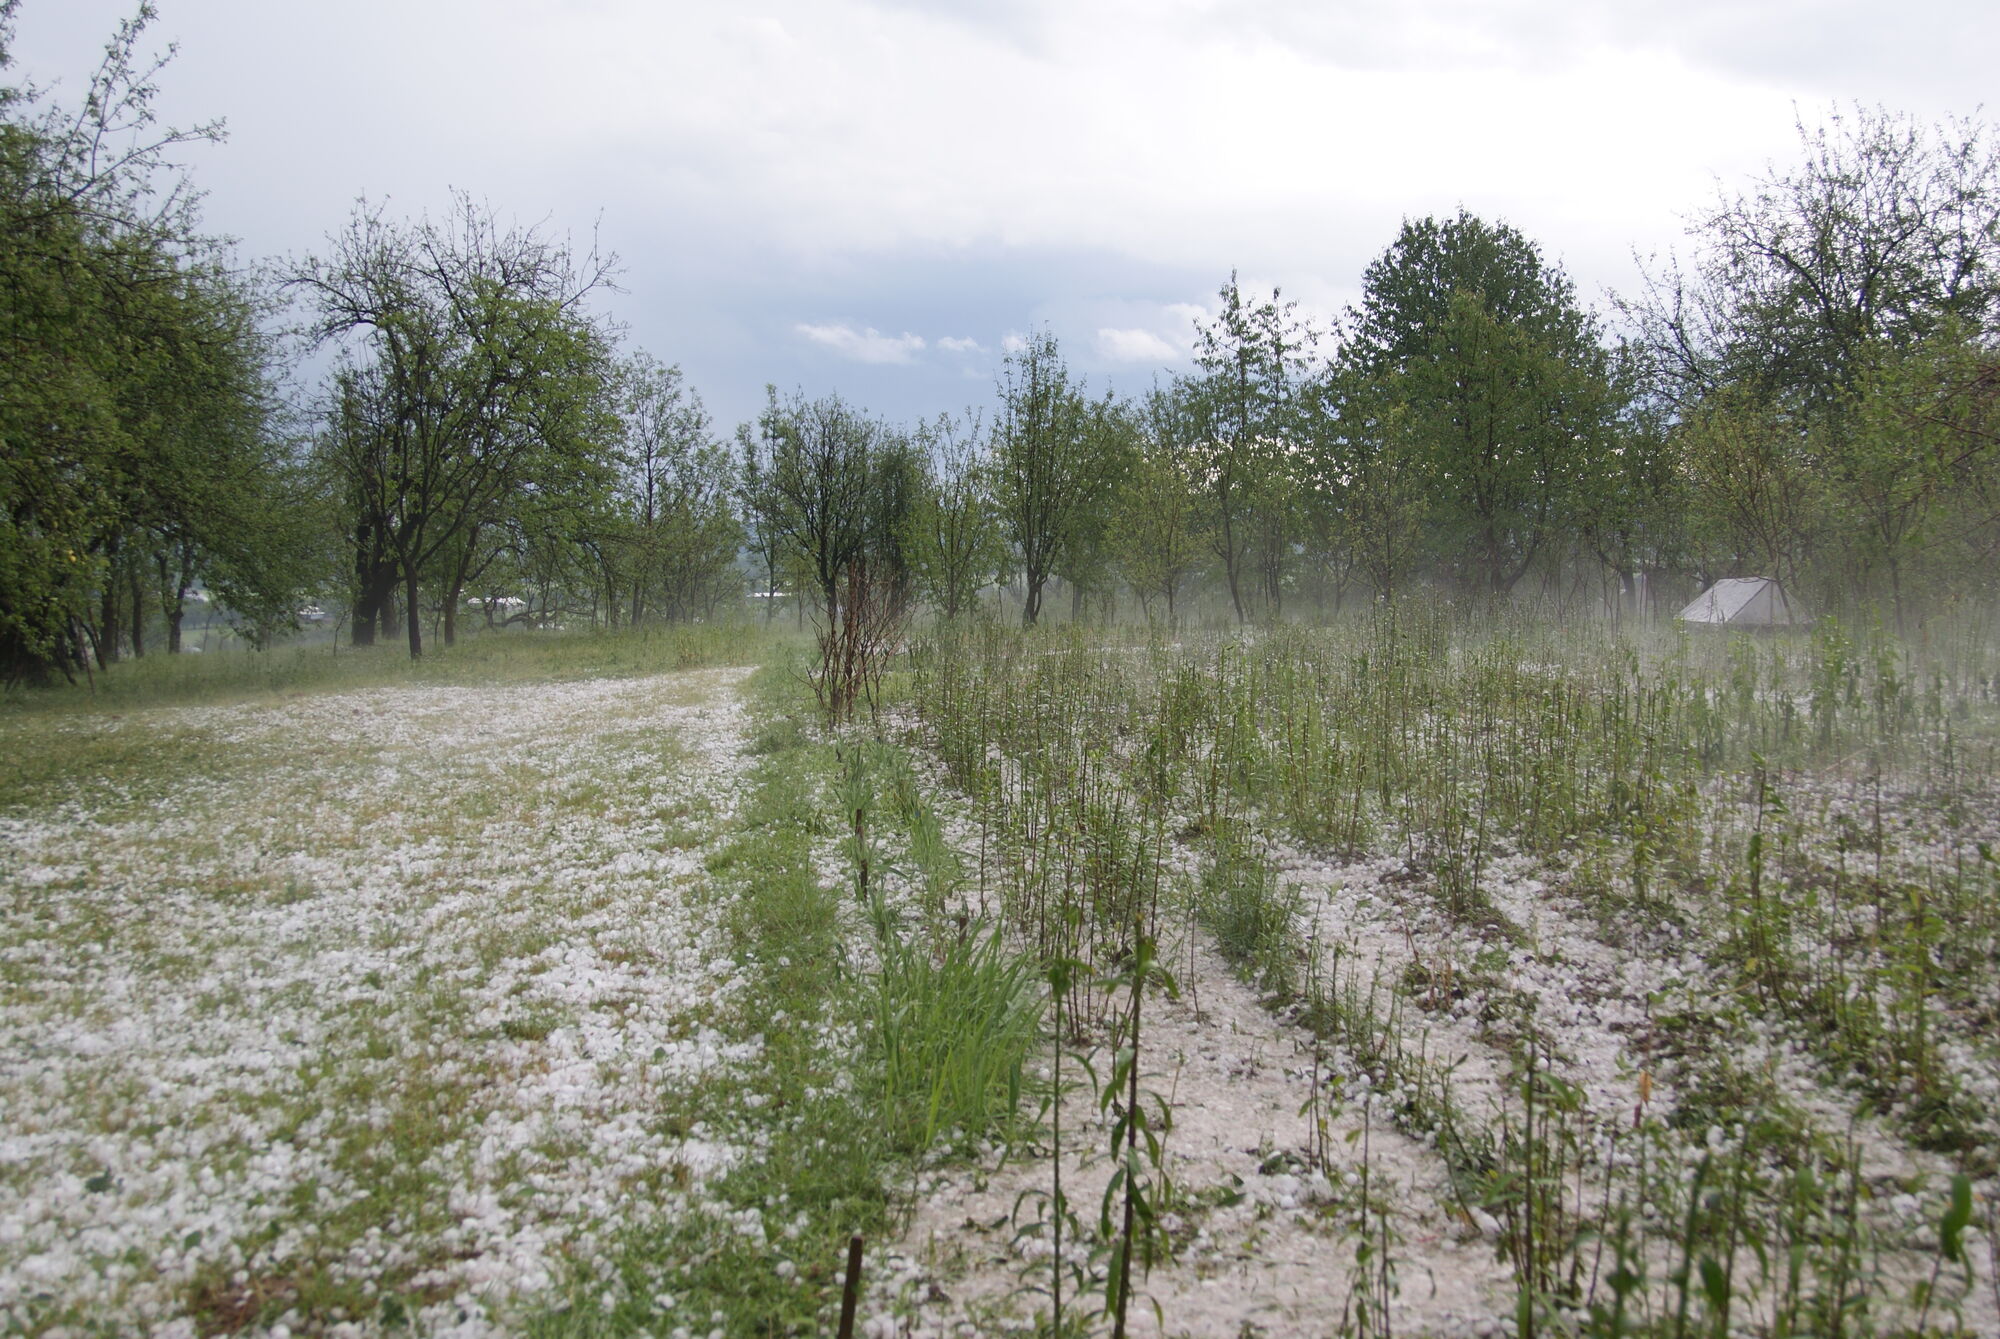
0;668;756;1337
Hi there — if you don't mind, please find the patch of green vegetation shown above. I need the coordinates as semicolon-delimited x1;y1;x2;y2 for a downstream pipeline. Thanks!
0;622;805;721
1199;826;1302;999
531;658;1050;1337
529;663;893;1337
0;718;266;816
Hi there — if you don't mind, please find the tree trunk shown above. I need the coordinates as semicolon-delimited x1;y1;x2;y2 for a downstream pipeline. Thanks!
128;564;145;658
156;549;189;654
352;555;399;649
1222;519;1248;624
97;570;119;670
381;584;403;643
405;566;424;659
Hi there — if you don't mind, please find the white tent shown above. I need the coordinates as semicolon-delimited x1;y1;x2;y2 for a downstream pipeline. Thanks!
1676;576;1806;627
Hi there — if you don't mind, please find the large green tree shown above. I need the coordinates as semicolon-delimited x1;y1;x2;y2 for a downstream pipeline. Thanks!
1629;107;2000;616
1116;383;1207;623
2;2;302;682
908;409;1005;621
744;387;914;718
296;195;619;656
1632;107;2000;419
612;354;739;625
1348;211;1618;597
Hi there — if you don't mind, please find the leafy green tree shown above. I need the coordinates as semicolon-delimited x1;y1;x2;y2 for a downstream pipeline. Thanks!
1116;384;1206;623
1051;396;1139;623
992;329;1116;625
613;354;739;624
1681;387;1828;592
1632;106;2000;422
124;273;306;653
1;2;303;681
1833;323;2000;621
1349;211;1618;597
1627;108;2000;613
744;388;885;622
744;387;913;718
908;410;1005;620
1571;351;1687;621
1190;274;1315;622
1297;365;1429;605
295;195;620;656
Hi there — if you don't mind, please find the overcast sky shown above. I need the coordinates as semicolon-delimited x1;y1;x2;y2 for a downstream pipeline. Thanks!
9;0;1995;432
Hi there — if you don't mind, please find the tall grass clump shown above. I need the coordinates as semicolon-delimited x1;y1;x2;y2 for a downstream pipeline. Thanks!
866;908;1043;1157
1198;825;1302;998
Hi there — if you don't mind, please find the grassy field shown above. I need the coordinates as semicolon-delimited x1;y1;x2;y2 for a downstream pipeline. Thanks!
2;613;1996;1337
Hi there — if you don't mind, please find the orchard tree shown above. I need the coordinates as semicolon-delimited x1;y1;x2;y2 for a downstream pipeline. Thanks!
909;410;1005;620
1;3;303;681
992;329;1117;625
1833;323;2000;621
744;388;913;718
614;354;739;624
1349;211;1618;596
1632;106;2000;420
1190;273;1315;622
1300;365;1429;604
1117;383;1206;623
1681;387;1827;591
295;194;620;656
1052;397;1139;622
1624;107;2000;614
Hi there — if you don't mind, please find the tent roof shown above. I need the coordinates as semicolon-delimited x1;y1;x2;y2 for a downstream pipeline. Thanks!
1676;576;1802;625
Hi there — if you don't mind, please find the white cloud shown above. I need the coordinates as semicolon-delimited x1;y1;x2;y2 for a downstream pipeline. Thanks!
1000;332;1028;355
1095;328;1181;364
937;335;984;353
793;323;927;364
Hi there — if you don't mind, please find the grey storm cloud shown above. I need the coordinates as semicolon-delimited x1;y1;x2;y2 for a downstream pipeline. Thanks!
8;0;1994;430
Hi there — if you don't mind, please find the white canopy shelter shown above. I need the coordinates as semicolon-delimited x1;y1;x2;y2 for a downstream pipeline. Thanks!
1676;576;1806;627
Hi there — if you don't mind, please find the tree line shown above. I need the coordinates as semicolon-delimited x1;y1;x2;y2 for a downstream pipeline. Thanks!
741;113;2000;647
5;7;1997;687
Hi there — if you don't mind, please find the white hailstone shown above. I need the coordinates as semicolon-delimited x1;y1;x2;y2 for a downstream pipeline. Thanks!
1469;1207;1503;1239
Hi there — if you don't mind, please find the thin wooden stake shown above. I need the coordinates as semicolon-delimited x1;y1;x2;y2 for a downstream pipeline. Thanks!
836;1233;864;1339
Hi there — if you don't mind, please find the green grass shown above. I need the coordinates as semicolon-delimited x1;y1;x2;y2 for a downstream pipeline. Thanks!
0;621;802;719
531;657;1047;1338
868;912;1042;1158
